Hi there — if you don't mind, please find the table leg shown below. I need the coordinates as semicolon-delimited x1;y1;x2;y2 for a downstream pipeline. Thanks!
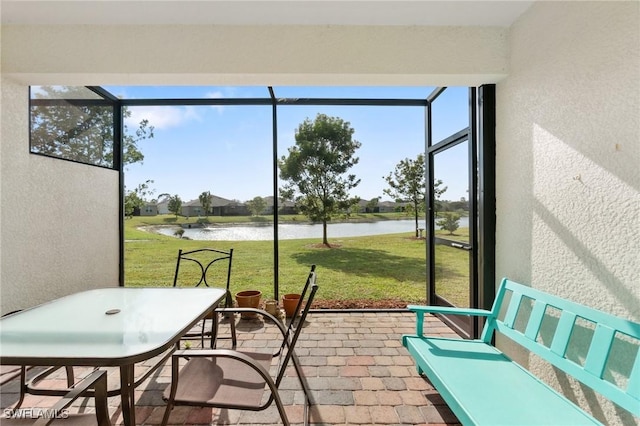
120;364;136;426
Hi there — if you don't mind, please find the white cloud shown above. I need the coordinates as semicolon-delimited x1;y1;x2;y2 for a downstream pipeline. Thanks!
125;105;201;130
205;91;225;114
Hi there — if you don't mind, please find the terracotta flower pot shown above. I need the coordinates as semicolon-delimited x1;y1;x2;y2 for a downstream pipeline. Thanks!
282;293;301;318
235;290;261;319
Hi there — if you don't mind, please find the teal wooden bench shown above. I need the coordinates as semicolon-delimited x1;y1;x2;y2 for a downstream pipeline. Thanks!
402;278;640;425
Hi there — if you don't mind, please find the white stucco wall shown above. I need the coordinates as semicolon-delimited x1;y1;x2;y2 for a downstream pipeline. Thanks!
0;78;120;314
1;24;508;86
496;2;640;423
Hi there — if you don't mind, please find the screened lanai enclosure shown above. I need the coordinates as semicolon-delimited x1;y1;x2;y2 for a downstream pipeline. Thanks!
29;85;495;338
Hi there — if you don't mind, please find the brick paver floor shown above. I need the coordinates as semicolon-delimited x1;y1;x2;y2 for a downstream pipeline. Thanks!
1;312;461;425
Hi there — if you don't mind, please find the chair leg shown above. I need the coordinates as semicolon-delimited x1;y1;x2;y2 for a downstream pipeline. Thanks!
64;366;75;387
272;391;291;426
229;312;237;349
211;310;237;349
291;353;313;405
212;312;219;349
222;290;237;349
161;401;174;426
161;354;181;426
303;397;310;426
93;370;110;426
202;317;208;349
14;366;27;409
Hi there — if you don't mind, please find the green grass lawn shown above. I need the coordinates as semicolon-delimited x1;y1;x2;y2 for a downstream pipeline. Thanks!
124;214;470;307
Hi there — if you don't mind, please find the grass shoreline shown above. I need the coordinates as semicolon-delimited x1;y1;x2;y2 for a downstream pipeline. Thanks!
125;214;470;307
129;212;420;227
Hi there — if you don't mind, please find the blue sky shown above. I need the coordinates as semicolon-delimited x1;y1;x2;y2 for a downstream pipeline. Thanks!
104;86;470;203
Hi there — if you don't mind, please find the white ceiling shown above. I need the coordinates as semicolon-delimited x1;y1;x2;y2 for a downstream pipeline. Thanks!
1;1;533;26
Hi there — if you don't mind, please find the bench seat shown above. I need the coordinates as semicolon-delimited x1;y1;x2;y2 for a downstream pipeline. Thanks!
404;335;600;425
402;278;640;426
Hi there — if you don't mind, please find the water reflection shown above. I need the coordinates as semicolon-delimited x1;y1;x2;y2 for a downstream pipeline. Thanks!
153;217;469;241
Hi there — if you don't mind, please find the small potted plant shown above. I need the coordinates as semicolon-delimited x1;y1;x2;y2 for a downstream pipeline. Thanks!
282;293;301;318
235;290;262;319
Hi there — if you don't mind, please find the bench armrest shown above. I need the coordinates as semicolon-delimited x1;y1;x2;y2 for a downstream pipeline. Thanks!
407;305;493;337
407;305;492;316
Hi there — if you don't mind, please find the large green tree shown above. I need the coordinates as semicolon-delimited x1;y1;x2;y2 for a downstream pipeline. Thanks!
30;86;154;168
279;113;362;246
199;191;212;216
384;153;447;238
247;196;267;216
168;195;183;217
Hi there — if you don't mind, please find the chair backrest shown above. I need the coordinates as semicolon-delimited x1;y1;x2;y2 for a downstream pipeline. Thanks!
173;248;233;306
274;266;318;387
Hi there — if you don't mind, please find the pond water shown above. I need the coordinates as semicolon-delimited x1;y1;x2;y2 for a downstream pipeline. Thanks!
152;217;470;241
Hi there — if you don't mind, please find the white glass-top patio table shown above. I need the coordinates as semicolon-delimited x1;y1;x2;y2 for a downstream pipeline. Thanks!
0;287;226;426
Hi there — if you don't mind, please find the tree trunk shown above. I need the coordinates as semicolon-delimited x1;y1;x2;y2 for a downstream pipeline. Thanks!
414;201;419;238
322;220;329;246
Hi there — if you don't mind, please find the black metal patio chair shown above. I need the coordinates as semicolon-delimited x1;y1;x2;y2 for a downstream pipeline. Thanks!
173;247;235;348
161;265;318;426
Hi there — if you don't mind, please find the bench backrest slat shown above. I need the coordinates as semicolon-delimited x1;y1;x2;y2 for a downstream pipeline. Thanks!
584;325;616;378
480;281;511;342
523;300;547;340
486;278;640;417
550;311;577;357
502;290;524;329
628;353;640;400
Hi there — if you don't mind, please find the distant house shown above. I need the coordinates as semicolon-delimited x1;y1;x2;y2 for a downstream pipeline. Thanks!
181;199;206;217
352;199;366;213
210;195;249;216
221;200;250;216
171;195;402;216
140;203;158;216
263;196;296;215
281;200;297;215
179;194;250;217
378;201;398;213
352;199;399;213
157;200;170;215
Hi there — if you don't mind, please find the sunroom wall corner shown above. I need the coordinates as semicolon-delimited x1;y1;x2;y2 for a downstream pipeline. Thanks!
495;1;640;424
0;78;120;314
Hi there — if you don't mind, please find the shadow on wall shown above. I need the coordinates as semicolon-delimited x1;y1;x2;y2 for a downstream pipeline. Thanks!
537;314;640;424
532;198;640;317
